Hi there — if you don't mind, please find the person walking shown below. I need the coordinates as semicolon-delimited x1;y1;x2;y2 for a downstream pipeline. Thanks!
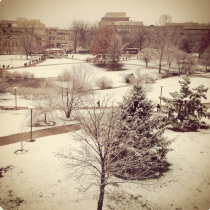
97;100;100;109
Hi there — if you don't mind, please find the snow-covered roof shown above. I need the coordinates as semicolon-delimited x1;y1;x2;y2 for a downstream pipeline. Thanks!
114;21;143;26
46;48;63;51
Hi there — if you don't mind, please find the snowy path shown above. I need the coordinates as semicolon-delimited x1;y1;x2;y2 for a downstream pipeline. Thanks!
0;123;80;146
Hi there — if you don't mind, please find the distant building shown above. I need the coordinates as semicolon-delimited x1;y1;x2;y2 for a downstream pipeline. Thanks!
46;28;74;50
0;18;74;54
45;48;66;58
98;12;130;27
0;18;46;54
99;12;143;33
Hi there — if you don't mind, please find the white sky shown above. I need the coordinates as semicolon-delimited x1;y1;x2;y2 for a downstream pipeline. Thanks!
0;0;210;28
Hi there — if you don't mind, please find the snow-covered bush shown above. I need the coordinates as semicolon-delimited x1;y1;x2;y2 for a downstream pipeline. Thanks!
21;71;34;79
0;78;8;93
12;71;22;80
96;76;113;89
162;76;210;130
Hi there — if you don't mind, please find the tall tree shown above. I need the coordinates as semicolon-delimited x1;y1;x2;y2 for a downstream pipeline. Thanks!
107;34;122;70
56;86;171;210
198;30;210;57
113;83;171;180
201;46;210;72
56;95;130;210
139;47;155;68
178;36;191;53
153;15;177;73
57;65;92;119
90;25;116;64
134;26;146;51
20;23;41;60
71;20;80;52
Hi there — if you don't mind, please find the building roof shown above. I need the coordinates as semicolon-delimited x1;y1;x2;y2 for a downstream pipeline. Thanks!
114;21;143;26
166;22;210;30
104;12;126;18
46;48;63;51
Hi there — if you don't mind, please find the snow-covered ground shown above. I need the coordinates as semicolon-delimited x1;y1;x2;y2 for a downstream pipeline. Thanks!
0;55;210;210
0;54;41;68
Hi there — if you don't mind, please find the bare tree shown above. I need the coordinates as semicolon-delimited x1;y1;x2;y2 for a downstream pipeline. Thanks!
173;49;195;76
139;48;155;68
33;89;57;124
56;95;132;210
158;14;172;26
70;20;97;52
165;45;177;69
152;15;179;73
20;22;42;60
201;46;210;72
71;20;80;52
57;64;92;119
107;34;122;70
134;25;146;51
57;84;171;210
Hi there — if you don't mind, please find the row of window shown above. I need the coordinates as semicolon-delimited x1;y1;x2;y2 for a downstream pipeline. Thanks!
116;28;135;32
0;41;19;48
48;32;72;35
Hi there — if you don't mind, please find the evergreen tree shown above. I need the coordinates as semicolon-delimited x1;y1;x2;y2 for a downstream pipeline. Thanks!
113;84;171;180
162;76;210;129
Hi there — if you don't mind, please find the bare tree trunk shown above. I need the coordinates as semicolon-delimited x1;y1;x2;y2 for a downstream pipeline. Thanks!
159;63;162;73
44;113;47;123
97;163;106;210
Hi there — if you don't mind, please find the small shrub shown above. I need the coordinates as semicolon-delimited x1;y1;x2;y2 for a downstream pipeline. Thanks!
12;71;22;80
124;73;135;84
96;76;113;89
140;73;155;83
3;71;13;81
0;78;8;93
22;71;34;79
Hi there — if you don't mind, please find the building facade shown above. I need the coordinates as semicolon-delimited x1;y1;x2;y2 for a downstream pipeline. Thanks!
0;18;47;54
46;27;74;50
99;12;143;33
0;18;75;54
0;15;209;55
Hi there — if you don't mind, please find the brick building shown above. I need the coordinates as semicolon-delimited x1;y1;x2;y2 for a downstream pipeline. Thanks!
0;18;47;54
46;27;74;50
0;18;74;54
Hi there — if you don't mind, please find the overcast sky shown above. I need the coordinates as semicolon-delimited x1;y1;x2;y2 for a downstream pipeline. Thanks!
0;0;210;28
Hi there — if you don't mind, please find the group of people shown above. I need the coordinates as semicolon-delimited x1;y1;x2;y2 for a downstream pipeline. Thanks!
1;65;10;69
24;55;46;68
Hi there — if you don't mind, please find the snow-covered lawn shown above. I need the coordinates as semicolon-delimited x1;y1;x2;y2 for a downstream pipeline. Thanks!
1;54;210;210
0;55;41;68
0;128;210;210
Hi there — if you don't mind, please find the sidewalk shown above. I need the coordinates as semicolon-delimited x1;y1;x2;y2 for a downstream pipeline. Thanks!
0;123;80;146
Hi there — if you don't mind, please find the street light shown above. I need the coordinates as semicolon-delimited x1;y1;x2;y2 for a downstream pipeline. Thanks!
14;87;17;110
160;86;164;106
29;106;35;142
11;58;13;68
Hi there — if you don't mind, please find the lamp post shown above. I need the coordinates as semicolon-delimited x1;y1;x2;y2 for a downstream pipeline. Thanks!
14;87;17;110
29;107;35;142
160;86;164;106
